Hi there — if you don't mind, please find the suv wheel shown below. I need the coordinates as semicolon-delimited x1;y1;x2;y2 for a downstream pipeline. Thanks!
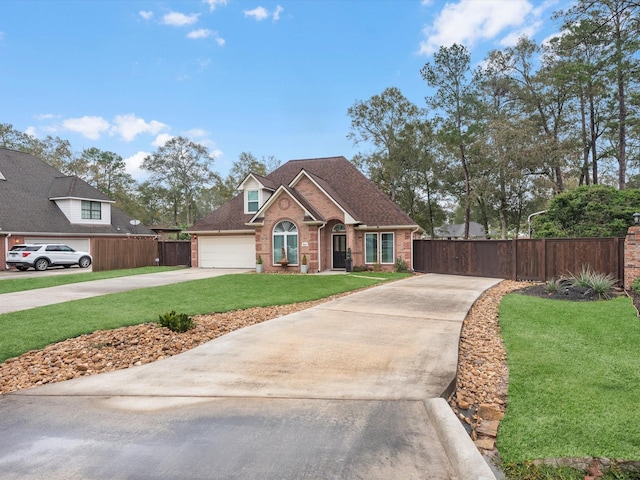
34;258;49;271
78;256;91;268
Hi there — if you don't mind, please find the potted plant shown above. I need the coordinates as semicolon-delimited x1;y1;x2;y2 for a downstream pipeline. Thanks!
300;254;308;274
256;254;263;273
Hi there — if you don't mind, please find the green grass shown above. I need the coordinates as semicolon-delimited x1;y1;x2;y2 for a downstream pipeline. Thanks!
0;272;409;363
0;266;180;294
498;293;640;463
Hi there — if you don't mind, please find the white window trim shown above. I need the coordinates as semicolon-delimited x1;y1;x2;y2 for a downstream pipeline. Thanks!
272;220;299;266
245;189;260;214
364;232;395;264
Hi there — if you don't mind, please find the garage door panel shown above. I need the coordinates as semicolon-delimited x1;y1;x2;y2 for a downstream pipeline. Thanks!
199;236;255;268
26;238;90;253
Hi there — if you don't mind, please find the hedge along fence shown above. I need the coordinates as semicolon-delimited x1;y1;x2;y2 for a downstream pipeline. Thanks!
413;237;624;285
90;237;158;272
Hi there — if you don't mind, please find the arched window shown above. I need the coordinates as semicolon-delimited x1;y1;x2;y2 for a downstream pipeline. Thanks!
273;220;298;265
332;223;346;232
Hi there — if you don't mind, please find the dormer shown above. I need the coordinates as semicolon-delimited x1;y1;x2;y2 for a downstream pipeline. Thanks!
48;176;115;225
238;173;276;215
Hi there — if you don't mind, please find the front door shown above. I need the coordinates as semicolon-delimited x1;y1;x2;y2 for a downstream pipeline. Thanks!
332;234;346;269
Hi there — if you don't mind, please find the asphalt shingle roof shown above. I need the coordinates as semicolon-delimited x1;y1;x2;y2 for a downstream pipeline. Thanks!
0;148;154;235
190;156;418;232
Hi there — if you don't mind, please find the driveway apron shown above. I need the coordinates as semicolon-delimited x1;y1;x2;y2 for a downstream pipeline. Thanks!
0;273;500;480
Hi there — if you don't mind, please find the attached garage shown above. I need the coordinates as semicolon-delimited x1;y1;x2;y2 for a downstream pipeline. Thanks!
26;237;91;253
198;235;255;268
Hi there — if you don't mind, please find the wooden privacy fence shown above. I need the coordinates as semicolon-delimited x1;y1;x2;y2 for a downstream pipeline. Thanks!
413;237;625;283
158;241;191;267
91;237;158;272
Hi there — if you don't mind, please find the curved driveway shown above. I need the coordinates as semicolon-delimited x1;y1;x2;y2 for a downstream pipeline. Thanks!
0;272;500;480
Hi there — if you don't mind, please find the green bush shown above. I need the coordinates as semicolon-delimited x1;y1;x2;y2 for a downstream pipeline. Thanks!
544;278;562;294
531;185;640;238
351;265;370;272
394;257;409;273
158;310;194;333
567;266;617;300
632;276;640;295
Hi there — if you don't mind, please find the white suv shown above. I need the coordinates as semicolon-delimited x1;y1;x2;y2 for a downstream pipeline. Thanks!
7;244;92;271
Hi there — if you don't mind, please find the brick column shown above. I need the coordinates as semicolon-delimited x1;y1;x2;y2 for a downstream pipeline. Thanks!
190;236;199;268
624;225;640;289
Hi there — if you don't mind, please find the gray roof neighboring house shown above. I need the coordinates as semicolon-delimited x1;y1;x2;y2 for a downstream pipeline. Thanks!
434;222;486;239
0;147;154;236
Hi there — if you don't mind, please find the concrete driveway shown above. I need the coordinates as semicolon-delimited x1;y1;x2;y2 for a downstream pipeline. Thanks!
0;272;500;480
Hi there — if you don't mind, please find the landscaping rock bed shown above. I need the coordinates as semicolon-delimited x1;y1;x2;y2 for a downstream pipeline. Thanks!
0;298;338;394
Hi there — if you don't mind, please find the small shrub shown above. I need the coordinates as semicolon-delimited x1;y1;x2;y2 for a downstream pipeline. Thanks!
567;266;617;300
158;310;194;333
351;265;370;272
394;256;409;273
372;262;382;272
632;276;640;295
544;278;561;294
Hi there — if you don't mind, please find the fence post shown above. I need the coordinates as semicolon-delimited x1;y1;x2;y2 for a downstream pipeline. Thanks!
511;238;518;280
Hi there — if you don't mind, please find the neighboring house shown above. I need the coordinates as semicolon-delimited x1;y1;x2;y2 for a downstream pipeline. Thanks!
187;156;423;272
0;147;155;268
434;222;487;239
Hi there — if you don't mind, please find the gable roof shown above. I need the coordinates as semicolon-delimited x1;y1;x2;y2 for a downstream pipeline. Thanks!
435;222;486;238
189;156;419;232
49;176;114;202
0;147;153;236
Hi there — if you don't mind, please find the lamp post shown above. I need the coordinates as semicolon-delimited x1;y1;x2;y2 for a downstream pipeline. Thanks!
634;212;640;225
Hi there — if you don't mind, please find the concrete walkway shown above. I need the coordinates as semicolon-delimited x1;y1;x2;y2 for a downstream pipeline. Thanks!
0;271;500;480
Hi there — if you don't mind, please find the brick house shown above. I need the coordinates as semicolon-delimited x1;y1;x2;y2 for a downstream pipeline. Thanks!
187;156;423;273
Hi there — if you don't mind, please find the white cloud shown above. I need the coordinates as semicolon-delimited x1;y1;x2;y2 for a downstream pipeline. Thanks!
152;133;174;147
34;113;57;120
187;28;224;44
25;126;38;137
139;10;153;20
162;11;200;27
273;5;284;22
62;116;110;140
184;128;209;138
188;28;213;39
111;114;168;142
418;0;538;55
123;151;151;181
244;6;269;21
203;0;227;11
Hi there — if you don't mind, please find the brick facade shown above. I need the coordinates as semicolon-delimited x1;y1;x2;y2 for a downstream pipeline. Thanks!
624;225;640;289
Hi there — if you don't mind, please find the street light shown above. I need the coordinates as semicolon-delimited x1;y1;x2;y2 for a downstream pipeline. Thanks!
634;213;640;225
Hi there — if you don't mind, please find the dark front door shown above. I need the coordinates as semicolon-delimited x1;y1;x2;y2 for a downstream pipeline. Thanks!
332;234;346;269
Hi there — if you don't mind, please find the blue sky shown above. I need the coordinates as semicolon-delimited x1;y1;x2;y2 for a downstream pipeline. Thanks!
0;0;568;180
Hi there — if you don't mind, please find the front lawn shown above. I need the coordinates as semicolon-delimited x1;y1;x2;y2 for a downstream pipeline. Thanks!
0;273;408;363
498;293;640;463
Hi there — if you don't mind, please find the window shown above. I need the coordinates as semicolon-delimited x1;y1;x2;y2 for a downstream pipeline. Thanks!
81;201;101;220
247;190;259;213
273;220;298;265
364;232;394;264
332;223;346;232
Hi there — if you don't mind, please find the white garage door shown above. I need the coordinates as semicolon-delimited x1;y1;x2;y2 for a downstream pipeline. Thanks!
199;235;255;268
26;238;90;253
